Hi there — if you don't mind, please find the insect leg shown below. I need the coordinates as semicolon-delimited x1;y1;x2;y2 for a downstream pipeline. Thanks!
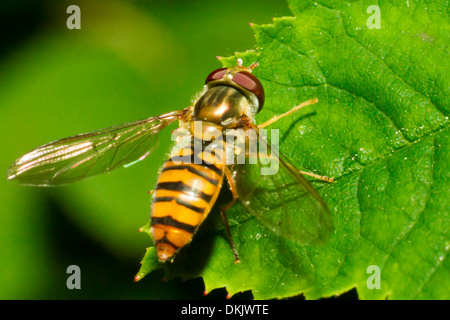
244;121;334;183
257;98;319;129
295;169;334;183
252;99;333;183
221;166;241;264
256;151;334;183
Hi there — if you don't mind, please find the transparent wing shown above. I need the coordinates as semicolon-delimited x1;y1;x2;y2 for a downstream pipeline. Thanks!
230;127;333;245
7;110;187;186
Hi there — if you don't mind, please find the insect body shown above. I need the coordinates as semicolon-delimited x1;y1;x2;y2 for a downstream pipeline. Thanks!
7;59;333;264
150;64;267;262
151;128;226;262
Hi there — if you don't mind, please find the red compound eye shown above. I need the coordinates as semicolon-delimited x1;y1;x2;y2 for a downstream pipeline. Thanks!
232;71;265;111
204;67;265;112
205;67;227;84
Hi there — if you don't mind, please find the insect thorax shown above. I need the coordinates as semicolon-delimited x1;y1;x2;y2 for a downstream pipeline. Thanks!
192;85;255;128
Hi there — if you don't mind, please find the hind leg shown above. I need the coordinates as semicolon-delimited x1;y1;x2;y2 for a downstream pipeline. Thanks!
221;166;240;264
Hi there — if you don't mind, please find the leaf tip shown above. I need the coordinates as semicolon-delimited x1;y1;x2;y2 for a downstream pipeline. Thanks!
134;273;144;282
248;22;259;30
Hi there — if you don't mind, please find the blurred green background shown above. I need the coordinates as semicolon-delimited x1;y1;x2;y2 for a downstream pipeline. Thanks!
0;0;295;299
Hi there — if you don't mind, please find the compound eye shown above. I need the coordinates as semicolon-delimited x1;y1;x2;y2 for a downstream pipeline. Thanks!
205;67;227;84
232;71;265;112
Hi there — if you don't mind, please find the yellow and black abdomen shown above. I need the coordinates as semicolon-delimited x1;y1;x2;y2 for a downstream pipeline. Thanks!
151;137;225;262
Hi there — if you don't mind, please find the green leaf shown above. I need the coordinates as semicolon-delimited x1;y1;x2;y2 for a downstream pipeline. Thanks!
138;0;449;299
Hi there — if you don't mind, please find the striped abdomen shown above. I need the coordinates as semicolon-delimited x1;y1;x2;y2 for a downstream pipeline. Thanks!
151;136;225;262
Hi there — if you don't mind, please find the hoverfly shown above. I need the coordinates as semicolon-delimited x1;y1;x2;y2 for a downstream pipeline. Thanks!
7;59;333;263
